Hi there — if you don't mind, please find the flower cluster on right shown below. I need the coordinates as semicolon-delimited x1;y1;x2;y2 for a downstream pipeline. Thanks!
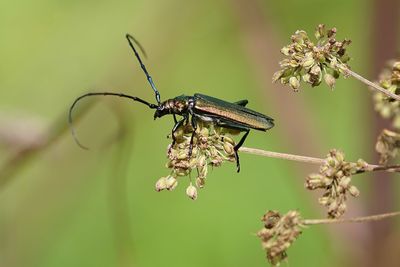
305;149;365;218
373;60;400;128
258;24;400;266
273;24;352;91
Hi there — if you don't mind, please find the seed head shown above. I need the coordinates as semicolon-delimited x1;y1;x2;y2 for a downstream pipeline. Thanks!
186;183;198;200
375;129;400;165
289;77;300;91
373;60;400;129
165;176;178;191
273;24;351;91
257;210;303;266
305;149;366;218
155;177;168;192
324;73;336;89
155;122;236;199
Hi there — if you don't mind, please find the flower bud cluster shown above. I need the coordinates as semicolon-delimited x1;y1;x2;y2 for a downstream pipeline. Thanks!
373;60;400;129
375;129;400;165
273;24;351;91
155;122;236;200
257;210;303;266
305;149;366;218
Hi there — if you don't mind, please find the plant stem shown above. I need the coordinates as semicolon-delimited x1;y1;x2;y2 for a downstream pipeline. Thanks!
239;146;400;173
239;147;325;164
302;211;400;225
342;67;400;101
357;164;400;173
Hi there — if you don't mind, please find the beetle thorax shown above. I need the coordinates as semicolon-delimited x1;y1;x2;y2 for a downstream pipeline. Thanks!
154;97;189;119
165;98;188;115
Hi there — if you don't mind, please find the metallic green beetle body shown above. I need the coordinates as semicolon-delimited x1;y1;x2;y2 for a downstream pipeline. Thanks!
156;94;274;131
69;34;275;172
193;94;274;131
153;93;274;172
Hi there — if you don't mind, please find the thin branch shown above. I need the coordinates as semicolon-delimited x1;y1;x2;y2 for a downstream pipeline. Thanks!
303;211;400;225
357;164;400;173
239;146;400;173
239;147;325;164
342;67;400;101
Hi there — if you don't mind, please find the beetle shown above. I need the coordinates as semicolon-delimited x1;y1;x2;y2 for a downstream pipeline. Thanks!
69;34;274;172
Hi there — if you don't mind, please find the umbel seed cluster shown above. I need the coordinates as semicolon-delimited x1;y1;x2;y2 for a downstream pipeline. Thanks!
273;24;352;91
155;122;236;200
373;60;400;129
305;149;365;218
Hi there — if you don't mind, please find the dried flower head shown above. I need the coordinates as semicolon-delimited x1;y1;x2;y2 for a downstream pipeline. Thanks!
273;24;352;91
305;149;366;218
373;60;400;129
257;210;303;266
376;129;400;165
155;121;236;199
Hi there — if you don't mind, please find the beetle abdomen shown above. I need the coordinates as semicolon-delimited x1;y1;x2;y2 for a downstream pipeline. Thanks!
193;94;274;131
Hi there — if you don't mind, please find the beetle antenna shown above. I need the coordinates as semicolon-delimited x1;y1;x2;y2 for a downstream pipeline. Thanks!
69;92;158;149
126;34;161;106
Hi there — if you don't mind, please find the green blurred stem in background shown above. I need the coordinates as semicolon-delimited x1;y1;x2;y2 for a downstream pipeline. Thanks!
0;98;97;188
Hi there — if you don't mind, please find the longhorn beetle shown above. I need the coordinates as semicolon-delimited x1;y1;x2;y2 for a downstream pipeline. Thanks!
69;34;275;172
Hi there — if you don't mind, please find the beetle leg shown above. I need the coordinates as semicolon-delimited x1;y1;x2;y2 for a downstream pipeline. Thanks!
168;116;186;154
190;112;251;172
171;117;186;142
173;114;178;124
233;129;250;173
188;115;197;157
211;118;250;173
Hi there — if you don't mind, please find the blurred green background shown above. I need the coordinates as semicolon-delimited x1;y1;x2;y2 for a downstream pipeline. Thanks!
1;0;399;266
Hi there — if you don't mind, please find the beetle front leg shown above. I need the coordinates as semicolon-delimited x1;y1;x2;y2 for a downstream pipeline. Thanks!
171;117;186;142
168;116;186;154
188;115;197;157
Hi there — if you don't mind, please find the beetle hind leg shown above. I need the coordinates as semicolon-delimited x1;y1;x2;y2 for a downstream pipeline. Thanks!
214;117;250;172
233;129;250;173
191;113;251;172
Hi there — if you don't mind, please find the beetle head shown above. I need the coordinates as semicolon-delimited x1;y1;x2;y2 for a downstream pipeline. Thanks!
154;104;170;120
